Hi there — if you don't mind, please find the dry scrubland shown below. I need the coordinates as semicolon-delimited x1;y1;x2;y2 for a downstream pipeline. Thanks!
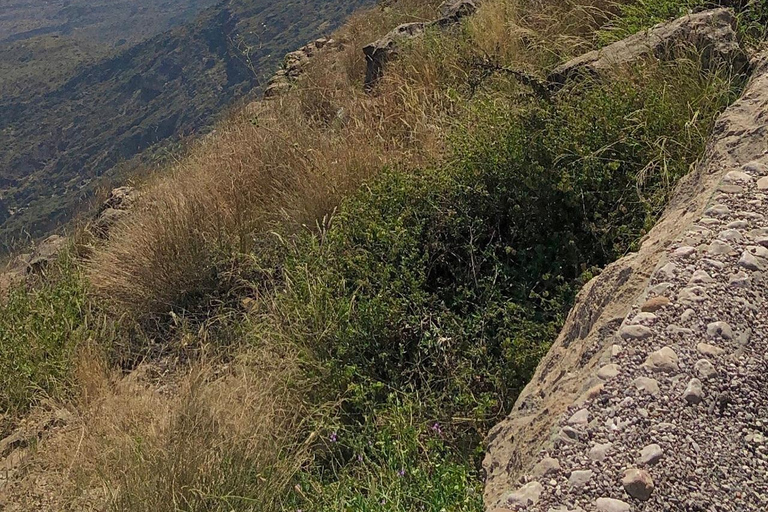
1;0;766;510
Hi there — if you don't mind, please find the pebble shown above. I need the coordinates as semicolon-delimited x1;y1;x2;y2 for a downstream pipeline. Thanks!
589;442;613;461
704;204;730;216
723;170;753;183
681;308;696;322
568;469;593;488
697;342;725;357
758;176;768;190
678;286;706;303
695;359;718;379
532;457;561;477
729;271;751;287
597;364;621;380
644;346;679;373
683;378;704;404
672;245;697;258
702;257;726;269
619;324;652;339
595;497;631;512
567;409;589;426
506;481;543;506
621;468;654;500
707;240;735;255
706;321;733;339
739;250;765;271
718;229;743;242
639;443;664;465
658;262;677;278
633;377;660;395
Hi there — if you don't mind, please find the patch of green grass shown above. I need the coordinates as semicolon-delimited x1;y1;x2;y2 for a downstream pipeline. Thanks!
0;251;95;416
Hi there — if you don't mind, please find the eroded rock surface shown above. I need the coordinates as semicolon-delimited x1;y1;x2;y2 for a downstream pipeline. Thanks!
484;50;768;511
264;37;345;98
548;9;748;89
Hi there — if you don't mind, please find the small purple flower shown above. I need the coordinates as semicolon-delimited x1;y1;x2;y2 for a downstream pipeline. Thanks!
357;453;364;462
380;498;387;505
329;431;338;443
431;422;443;434
397;468;405;477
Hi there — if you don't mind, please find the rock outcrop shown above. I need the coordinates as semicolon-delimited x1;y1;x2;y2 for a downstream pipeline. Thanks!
483;49;768;511
264;37;345;98
91;186;139;238
363;0;478;88
548;9;749;89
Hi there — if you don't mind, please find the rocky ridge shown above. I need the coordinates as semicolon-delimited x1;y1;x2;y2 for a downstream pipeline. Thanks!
483;44;768;512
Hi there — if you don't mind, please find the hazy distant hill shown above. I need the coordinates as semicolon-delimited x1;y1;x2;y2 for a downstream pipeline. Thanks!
0;0;373;249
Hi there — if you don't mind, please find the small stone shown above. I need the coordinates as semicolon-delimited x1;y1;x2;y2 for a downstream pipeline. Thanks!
718;184;744;194
683;378;704;404
620;324;653;339
706;240;735;255
706;321;733;339
532;457;561;477
678;286;706;303
595;497;631;512
639;443;663;465
589;442;613;461
628;312;657;325
559;426;580;442
622;468;654;500
718;229;743;242
699;217;721;226
583;382;604;400
690;269;714;284
729;271;751;287
666;324;693;335
598;364;621;380
756;236;768;248
672;245;696;258
758;176;768;190
726;220;749;229
702;258;725;269
740;251;766;271
695;359;718;379
568;469;593;488
704;204;730;217
697;343;725;357
681;309;696;322
611;344;623;357
568;408;590;426
641;296;670;312
506;481;543;507
644;347;679;373
723;170;753;183
743;160;768;175
633;377;660;395
649;282;673;295
748;244;768;259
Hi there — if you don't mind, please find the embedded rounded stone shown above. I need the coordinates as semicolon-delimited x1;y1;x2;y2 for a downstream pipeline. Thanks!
644;347;679;373
641;296;670;312
589;442;613;461
649;282;672;295
506;481;543;507
680;309;696;322
672;245;696;258
633;376;660;395
718;183;743;194
702;258;726;269
739;251;765;271
695;359;718;379
666;324;693;335
723;170;753;183
748;245;768;259
729;271;751;287
718;229;743;242
658;262;677;278
568;408;590;426
629;312;657;326
758;176;768;190
597;364;621;380
620;324;653;339
622;468;654;500
532;456;561;477
678;286;706;303
611;344;623;357
568;469;593;488
683;378;704;404
596;497;631;512
704;204;730;217
726;220;749;229
639;443;663;465
742;160;768;175
706;321;733;339
707;240;735;255
690;269;714;284
697;342;725;357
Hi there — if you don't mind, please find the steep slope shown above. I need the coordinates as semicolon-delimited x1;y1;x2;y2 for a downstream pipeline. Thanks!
484;49;768;512
0;0;373;250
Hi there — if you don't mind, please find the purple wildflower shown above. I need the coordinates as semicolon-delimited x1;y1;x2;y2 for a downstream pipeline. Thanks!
329;431;338;443
397;468;405;477
431;422;443;434
357;453;364;462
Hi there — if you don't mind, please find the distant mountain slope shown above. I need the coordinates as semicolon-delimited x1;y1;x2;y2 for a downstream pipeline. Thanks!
0;0;374;249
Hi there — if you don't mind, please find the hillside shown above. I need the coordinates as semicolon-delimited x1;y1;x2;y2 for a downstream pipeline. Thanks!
0;0;767;511
0;0;374;250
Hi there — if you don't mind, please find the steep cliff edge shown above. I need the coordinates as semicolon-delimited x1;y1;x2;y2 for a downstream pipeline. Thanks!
483;50;768;511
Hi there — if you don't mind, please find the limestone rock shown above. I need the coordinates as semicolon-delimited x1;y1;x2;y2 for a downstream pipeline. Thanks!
595;497;631;512
506;481;543;507
639;443;663;465
644;347;679;373
622;468;654;500
683;378;704;404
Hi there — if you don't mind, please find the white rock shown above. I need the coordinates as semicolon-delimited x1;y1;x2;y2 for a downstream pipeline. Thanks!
723;170;753;183
598;364;621;380
683;378;704;404
706;240;735;255
620;324;653;339
718;229;743;242
706;321;733;339
633;377;660;395
672;245;697;258
568;408;590;426
596;497;631;512
704;204;730;217
589;442;613;461
695;359;718;379
678;286;706;303
739;251;765;271
729;271;751;287
629;312;657;325
506;481;543;507
758;176;768;190
702;257;726;269
681;309;696;322
697;342;725;357
639;443;663;465
690;269;714;284
568;469;593;487
532;456;561;477
644;347;679;373
658;262;677;278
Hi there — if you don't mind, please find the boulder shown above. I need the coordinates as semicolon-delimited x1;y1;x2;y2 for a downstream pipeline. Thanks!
548;9;748;89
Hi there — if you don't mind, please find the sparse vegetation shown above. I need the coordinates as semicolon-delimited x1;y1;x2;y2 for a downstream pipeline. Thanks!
0;0;765;510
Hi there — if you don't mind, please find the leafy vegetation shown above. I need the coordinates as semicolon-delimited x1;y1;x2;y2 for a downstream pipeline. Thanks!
0;0;764;510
